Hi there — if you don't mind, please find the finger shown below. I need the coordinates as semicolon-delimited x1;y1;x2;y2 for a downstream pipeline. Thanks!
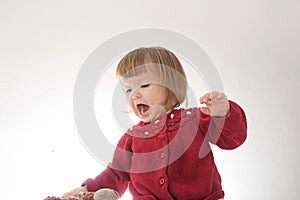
209;91;219;100
200;107;210;115
200;92;210;104
216;92;226;100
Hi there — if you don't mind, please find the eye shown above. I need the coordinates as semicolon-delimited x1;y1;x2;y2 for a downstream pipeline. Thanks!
125;88;132;93
141;84;150;88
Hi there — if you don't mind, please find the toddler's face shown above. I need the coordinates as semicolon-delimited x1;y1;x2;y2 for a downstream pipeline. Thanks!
120;71;168;123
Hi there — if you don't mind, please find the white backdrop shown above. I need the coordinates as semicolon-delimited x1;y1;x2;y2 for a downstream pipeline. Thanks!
0;0;299;199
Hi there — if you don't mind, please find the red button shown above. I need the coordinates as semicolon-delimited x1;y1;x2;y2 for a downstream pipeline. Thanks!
170;122;175;126
159;178;165;185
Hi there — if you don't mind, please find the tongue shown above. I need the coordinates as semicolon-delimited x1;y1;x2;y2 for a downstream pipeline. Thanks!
138;104;149;114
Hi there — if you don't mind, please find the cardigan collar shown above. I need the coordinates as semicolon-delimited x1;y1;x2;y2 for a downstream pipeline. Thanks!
126;108;198;138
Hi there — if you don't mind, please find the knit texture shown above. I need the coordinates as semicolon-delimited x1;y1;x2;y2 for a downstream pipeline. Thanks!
44;192;94;200
83;101;247;199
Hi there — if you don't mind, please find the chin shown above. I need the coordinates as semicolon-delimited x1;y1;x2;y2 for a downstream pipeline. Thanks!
141;116;151;123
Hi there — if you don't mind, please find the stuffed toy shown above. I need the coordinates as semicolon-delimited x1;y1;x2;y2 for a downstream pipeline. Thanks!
44;188;119;200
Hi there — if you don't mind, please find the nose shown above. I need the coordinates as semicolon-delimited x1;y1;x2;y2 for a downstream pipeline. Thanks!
131;88;141;99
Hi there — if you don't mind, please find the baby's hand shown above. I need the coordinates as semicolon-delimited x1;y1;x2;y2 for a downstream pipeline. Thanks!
199;91;230;117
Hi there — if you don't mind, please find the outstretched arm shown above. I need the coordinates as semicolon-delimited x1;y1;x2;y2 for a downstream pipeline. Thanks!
82;134;132;196
199;91;247;150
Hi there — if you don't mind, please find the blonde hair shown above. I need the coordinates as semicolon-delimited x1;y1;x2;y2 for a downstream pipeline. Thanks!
116;47;188;111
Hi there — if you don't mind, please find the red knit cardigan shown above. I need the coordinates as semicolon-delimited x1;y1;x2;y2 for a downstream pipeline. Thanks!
83;101;247;200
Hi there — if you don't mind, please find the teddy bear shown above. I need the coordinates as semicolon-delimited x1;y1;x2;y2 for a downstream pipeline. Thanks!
44;188;119;200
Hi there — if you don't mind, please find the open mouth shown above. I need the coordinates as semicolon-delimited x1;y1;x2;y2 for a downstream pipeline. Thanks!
136;103;150;116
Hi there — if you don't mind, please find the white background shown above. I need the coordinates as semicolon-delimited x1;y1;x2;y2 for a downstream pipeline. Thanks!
0;0;299;199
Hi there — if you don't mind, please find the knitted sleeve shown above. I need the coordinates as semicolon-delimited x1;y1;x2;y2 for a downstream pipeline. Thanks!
83;133;132;196
199;100;247;150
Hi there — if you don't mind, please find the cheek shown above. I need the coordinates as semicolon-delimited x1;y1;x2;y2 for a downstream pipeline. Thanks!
151;89;168;104
128;99;138;114
158;87;168;98
128;99;134;109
